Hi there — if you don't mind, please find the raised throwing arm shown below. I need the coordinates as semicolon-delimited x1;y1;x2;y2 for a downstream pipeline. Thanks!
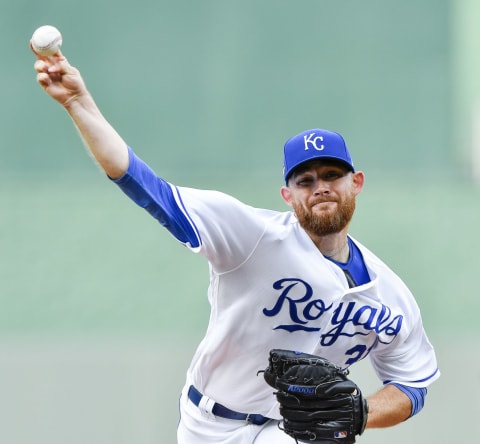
33;50;129;179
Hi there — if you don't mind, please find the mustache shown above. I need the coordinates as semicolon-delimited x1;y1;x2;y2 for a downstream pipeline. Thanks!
310;197;338;205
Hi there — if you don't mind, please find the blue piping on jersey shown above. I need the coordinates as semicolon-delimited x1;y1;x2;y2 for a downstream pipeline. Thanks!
112;147;202;249
383;367;439;385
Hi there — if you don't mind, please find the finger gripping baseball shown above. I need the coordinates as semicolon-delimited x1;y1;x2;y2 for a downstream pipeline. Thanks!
263;349;368;443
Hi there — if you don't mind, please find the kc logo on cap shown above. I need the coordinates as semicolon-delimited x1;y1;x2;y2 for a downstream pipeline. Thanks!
303;132;325;152
283;128;355;183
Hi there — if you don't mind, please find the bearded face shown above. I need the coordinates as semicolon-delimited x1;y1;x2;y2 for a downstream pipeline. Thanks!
291;190;356;236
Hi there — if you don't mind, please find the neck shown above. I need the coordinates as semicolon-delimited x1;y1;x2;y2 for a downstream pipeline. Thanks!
323;240;350;262
309;232;350;263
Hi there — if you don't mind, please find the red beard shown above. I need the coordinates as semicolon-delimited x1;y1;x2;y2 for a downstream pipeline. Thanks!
293;195;356;236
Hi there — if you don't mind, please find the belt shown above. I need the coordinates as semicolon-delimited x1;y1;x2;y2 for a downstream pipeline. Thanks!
187;385;270;426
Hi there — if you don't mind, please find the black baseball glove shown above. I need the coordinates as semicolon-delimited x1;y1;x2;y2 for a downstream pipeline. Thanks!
262;349;368;443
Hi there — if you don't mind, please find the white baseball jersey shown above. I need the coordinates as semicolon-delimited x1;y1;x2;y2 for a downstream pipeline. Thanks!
114;148;439;420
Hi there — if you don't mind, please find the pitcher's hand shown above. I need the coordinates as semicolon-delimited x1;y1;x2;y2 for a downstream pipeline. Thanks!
31;44;87;108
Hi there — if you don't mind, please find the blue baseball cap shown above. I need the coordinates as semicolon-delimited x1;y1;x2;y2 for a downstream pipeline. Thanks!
283;129;355;183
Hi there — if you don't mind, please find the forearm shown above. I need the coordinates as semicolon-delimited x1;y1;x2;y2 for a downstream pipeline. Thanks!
64;93;129;179
365;384;411;428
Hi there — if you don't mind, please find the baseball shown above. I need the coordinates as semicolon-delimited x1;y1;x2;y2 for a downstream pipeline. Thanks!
31;25;62;56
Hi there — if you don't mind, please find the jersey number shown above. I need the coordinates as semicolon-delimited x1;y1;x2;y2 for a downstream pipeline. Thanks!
345;344;369;366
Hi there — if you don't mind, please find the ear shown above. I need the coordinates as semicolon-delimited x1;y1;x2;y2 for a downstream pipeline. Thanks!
280;186;293;206
352;171;365;196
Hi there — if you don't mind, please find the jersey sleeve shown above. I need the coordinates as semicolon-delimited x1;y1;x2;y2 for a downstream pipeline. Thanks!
175;186;272;272
369;313;440;388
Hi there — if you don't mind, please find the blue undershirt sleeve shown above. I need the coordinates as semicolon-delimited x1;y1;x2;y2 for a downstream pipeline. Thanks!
111;147;201;249
389;383;427;417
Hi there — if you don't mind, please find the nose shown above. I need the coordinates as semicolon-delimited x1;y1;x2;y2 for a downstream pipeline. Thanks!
313;178;330;195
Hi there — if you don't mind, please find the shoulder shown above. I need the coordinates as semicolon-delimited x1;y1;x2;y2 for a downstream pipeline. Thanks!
350;236;421;314
350;237;405;281
178;186;292;221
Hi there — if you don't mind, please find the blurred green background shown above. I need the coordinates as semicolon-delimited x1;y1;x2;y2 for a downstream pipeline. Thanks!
1;0;479;443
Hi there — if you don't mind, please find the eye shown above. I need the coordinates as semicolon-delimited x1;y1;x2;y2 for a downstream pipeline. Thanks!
295;176;314;186
322;170;345;181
